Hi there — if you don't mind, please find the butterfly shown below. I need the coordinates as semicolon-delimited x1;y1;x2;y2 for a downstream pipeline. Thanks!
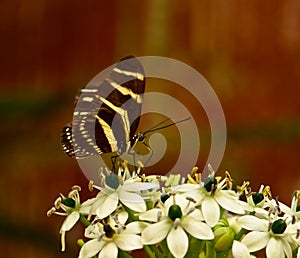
61;56;146;160
61;56;190;169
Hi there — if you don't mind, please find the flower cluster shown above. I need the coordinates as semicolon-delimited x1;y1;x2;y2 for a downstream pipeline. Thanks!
48;164;300;258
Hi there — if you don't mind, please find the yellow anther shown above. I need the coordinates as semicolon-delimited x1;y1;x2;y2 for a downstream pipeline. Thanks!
225;171;232;181
190;167;199;177
215;176;222;183
225;171;233;189
72;185;81;191
263;186;272;200
54;197;62;209
187;174;197;184
68;189;79;198
47;207;56;217
295;190;300;200
239;181;250;192
88;181;94;192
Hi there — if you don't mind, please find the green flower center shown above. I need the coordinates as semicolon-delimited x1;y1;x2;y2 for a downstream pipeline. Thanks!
204;177;217;192
62;198;76;208
168;204;183;221
104;224;116;238
252;192;264;205
160;193;170;203
105;173;120;189
271;219;287;234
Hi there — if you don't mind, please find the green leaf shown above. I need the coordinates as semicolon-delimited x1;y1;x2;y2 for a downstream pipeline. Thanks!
184;237;204;258
118;249;133;258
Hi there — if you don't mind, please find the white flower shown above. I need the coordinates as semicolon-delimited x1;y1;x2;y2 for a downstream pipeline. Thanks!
281;190;300;225
239;184;270;216
140;194;214;258
89;171;157;219
183;169;245;227
47;186;93;251
238;215;294;258
232;240;256;258
78;211;145;258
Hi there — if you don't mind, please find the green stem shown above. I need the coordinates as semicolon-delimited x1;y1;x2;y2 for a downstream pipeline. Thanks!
158;239;169;255
234;228;246;241
144;245;156;258
292;247;298;257
119;249;133;258
234;211;254;241
122;204;139;222
79;214;91;227
150;244;165;258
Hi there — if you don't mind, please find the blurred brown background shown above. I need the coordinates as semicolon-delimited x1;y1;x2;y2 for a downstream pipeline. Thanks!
1;0;300;257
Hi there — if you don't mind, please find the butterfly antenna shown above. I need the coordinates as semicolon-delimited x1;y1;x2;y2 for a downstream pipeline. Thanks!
142;117;171;134
143;117;191;135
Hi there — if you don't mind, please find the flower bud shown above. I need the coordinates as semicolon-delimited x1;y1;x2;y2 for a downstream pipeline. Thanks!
213;219;229;230
199;241;216;258
213;225;235;251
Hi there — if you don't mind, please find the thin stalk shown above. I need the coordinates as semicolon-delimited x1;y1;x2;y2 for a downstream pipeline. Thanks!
144;245;156;258
79;214;91;227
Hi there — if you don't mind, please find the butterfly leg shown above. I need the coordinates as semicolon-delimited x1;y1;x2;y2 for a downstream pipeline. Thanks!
111;154;119;174
141;141;153;167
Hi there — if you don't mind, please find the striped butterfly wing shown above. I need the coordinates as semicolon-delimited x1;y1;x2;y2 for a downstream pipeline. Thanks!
61;56;145;158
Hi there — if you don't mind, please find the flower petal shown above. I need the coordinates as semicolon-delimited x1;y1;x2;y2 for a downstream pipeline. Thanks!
122;182;157;191
164;194;188;211
215;191;245;214
201;197;220;227
181;216;213;240
123;221;148;234
78;238;104;258
99;242;118;258
266;237;284;258
84;224;103;239
118;190;146;212
188;208;204;221
176;183;200;192
95;193;118;219
182;188;206;205
232;240;251;258
115;234;143;251
141;220;171;245
60;211;80;231
80;197;97;214
241;231;269;252
280;238;292;258
238;215;268;231
115;211;128;225
167;226;189;258
139;208;163;222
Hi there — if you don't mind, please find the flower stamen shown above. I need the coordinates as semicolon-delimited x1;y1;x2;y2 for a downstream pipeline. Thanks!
263;186;272;200
88;181;94;192
225;171;233;190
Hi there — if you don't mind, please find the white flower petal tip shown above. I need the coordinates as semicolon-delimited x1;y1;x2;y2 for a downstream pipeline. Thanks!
167;226;189;258
232;240;251;258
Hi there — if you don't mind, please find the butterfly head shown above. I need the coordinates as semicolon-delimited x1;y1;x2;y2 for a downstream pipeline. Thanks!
130;132;146;149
